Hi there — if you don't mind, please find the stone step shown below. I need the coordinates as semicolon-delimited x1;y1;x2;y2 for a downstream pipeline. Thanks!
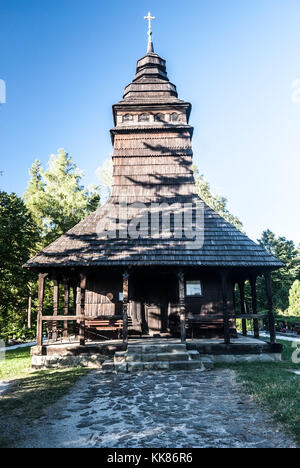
200;356;215;370
113;359;205;373
114;351;191;364
111;343;207;373
127;343;186;354
188;350;201;360
169;360;205;371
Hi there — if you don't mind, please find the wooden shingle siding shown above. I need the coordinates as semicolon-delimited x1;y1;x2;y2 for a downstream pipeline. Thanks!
24;50;282;272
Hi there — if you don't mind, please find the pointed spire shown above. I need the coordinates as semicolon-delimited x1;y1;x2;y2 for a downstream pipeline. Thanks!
147;32;154;53
144;11;155;54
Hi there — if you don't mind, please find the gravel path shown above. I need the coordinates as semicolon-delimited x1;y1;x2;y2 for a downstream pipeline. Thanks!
21;369;295;448
0;381;11;396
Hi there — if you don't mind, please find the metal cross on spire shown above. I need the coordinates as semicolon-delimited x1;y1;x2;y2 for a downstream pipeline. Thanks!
144;11;155;53
144;11;155;34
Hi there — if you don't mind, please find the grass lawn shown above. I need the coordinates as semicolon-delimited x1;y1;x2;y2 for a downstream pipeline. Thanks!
0;347;32;380
217;339;300;445
0;346;90;448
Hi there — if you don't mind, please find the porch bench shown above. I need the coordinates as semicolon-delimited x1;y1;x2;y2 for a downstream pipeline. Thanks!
186;315;224;339
85;316;133;339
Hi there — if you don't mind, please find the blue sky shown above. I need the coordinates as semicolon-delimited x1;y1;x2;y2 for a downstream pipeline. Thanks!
0;0;299;244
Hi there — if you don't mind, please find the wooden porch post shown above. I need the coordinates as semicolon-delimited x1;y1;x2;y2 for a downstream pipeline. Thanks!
265;271;276;345
221;271;230;345
178;272;186;343
52;278;59;341
37;273;47;351
250;275;260;339
72;286;77;335
238;281;247;336
232;282;236;312
122;271;129;344
63;282;69;339
79;274;86;346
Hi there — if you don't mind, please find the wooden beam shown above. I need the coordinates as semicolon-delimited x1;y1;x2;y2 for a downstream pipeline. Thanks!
36;273;47;350
250;275;260;339
63;283;69;338
232;282;236;312
52;279;59;341
122;271;129;344
72;286;77;312
177;271;186;343
187;314;268;322
42;315;86;321
72;286;77;335
238;281;247;336
221;271;230;345
265;271;276;345
79;274;86;346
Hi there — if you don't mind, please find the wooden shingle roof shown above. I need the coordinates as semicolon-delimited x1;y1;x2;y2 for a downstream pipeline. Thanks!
24;198;282;268
24;46;282;271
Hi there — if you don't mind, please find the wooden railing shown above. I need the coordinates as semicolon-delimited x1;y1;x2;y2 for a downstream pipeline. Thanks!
37;314;128;348
37;311;269;348
186;314;268;321
186;313;268;342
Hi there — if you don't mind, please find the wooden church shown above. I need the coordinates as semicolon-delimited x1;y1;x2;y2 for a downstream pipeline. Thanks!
25;15;282;355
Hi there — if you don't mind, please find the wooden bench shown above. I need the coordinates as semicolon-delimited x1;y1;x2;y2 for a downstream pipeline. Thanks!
186;315;224;339
85;316;133;339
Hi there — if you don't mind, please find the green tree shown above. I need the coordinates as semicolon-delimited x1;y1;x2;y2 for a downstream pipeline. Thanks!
24;149;100;246
193;165;243;231
0;192;39;340
96;156;113;204
287;280;300;316
257;230;300;313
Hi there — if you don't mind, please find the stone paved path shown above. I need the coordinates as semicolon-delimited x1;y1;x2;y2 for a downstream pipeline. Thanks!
21;369;295;448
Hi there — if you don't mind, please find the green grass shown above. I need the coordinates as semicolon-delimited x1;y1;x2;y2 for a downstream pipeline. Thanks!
0;346;90;448
217;339;300;445
0;347;32;380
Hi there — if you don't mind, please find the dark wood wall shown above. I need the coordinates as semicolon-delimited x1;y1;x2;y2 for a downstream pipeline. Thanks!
85;272;123;317
84;269;234;337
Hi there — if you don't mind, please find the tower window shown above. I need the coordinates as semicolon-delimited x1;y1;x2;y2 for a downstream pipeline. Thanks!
186;280;202;297
138;113;150;122
155;113;165;122
123;114;133;123
170;112;179;122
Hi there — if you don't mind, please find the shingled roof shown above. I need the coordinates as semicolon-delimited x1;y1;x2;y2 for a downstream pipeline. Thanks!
24;198;282;268
24;40;282;271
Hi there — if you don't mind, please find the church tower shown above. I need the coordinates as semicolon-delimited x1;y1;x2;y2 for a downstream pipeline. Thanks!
110;15;196;204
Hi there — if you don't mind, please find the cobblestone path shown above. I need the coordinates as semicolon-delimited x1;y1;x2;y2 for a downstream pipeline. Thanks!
21;369;295;448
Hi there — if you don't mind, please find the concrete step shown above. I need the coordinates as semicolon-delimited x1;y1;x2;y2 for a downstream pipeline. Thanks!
114;351;191;364
188;350;201;360
127;343;187;354
200;356;215;370
110;342;207;373
113;359;205;373
169;360;205;371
